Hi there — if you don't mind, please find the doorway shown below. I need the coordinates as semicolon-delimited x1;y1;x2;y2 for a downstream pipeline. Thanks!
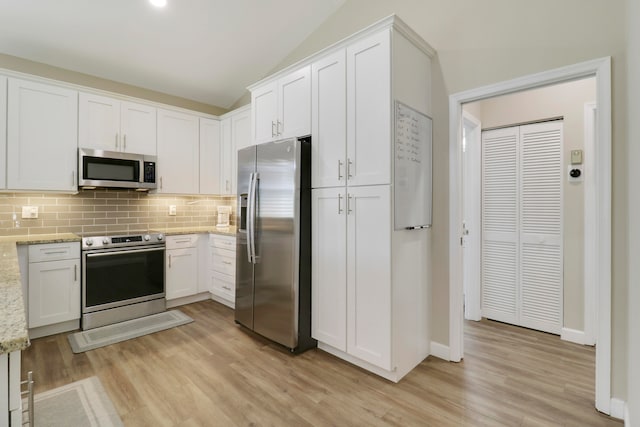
448;57;612;414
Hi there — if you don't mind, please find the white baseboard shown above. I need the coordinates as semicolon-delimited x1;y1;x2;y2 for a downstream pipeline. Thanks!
625;403;630;426
610;397;625;420
561;327;587;345
430;341;450;361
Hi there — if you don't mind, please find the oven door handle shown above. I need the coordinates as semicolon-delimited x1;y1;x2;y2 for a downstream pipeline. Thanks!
85;246;166;257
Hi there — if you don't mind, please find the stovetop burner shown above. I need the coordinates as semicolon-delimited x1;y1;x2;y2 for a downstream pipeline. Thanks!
79;231;165;250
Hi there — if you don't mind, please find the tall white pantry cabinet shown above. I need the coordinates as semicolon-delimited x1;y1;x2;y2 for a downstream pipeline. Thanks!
310;17;434;382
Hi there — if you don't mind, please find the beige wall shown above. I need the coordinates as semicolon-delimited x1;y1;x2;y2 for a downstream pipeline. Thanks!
0;191;236;236
465;77;596;332
627;0;639;420
271;0;627;399
0;53;228;116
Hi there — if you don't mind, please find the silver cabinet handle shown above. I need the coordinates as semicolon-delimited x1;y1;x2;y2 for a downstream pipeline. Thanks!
347;194;353;214
115;133;119;149
338;160;344;180
271;121;276;138
74;264;77;281
338;193;343;214
168;254;172;268
226;179;230;192
160;177;163;190
123;134;127;151
44;250;67;255
222;285;231;291
277;120;282;136
222;260;232;265
347;158;353;179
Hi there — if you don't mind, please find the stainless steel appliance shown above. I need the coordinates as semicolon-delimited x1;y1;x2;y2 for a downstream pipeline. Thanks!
81;232;166;330
236;136;315;353
78;148;157;190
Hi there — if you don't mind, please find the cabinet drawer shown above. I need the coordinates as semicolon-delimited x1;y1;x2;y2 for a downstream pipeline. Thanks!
211;271;235;299
28;242;80;262
210;235;236;250
166;234;198;249
211;247;235;276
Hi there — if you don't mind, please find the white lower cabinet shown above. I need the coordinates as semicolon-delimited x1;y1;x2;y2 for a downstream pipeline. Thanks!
27;242;81;330
166;235;199;300
312;185;428;382
209;234;236;307
312;185;391;369
1;350;23;427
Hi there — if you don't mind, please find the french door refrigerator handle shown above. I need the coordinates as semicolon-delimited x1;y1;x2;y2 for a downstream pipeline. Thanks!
250;172;260;263
247;172;255;263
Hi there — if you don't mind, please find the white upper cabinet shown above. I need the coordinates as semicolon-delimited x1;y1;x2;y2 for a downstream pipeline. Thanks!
346;30;391;187
79;93;156;155
220;105;251;195
251;66;310;144
311;30;391;188
312;49;346;189
199;118;221;195
7;78;78;192
156;108;199;194
0;76;6;190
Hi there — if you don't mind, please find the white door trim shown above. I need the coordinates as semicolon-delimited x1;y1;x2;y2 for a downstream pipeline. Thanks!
583;101;598;347
462;111;482;322
448;57;612;414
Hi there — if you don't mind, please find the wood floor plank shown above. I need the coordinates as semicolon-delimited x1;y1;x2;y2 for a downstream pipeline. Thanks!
21;300;622;426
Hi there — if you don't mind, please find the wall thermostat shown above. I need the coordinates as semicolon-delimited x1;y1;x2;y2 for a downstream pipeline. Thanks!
568;165;584;182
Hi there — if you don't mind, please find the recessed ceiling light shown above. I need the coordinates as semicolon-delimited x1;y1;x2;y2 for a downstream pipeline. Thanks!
149;0;167;8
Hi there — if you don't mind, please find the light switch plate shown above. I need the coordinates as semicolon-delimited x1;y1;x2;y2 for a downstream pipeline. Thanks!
571;149;583;164
168;205;177;216
22;206;38;219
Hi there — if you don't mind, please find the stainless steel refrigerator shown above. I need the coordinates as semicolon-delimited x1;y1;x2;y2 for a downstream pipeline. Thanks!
235;136;315;353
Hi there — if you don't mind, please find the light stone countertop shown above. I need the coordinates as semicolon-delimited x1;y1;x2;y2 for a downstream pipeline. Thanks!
154;226;237;237
0;233;80;355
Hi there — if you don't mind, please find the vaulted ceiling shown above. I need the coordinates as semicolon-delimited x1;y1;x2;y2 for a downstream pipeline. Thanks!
0;0;346;108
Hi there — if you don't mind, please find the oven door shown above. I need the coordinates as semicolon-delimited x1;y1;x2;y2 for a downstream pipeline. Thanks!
82;245;165;313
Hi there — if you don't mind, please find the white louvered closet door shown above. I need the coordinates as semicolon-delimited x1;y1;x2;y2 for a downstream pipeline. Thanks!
481;121;563;335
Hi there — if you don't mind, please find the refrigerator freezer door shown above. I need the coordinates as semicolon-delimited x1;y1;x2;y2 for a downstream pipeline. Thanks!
235;146;257;329
253;139;300;348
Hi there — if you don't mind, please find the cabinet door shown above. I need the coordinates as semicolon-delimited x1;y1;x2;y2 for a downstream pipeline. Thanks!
311;188;347;351
28;259;80;328
278;66;311;139
231;109;251;194
199;118;221;195
166;247;198;299
121;101;156;155
346;185;391;369
346;30;391;186
251;82;277;145
312;50;346;188
0;76;6;189
220;117;233;194
7;78;78;191
78;92;120;152
157;109;199;194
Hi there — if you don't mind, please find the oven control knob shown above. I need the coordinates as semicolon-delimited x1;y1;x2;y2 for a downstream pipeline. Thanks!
157;234;164;241
144;234;151;241
85;238;93;247
102;238;109;245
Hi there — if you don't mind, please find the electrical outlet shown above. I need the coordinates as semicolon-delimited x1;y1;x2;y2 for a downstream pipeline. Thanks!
168;205;177;216
21;206;38;219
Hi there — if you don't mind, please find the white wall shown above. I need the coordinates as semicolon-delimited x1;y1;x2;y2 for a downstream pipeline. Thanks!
627;0;639;422
465;78;596;333
270;0;628;400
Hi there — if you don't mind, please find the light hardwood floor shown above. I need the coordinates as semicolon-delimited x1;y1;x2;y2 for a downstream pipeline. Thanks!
22;300;622;426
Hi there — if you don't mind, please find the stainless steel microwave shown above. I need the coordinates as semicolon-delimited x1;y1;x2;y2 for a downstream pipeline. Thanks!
78;148;157;190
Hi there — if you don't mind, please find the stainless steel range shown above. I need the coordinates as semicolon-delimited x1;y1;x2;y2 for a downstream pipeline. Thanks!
81;232;166;330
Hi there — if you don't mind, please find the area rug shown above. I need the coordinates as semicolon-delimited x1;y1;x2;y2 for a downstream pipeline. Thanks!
25;376;123;427
68;310;193;353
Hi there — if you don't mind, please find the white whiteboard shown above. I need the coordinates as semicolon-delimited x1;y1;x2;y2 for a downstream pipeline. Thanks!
394;101;432;230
